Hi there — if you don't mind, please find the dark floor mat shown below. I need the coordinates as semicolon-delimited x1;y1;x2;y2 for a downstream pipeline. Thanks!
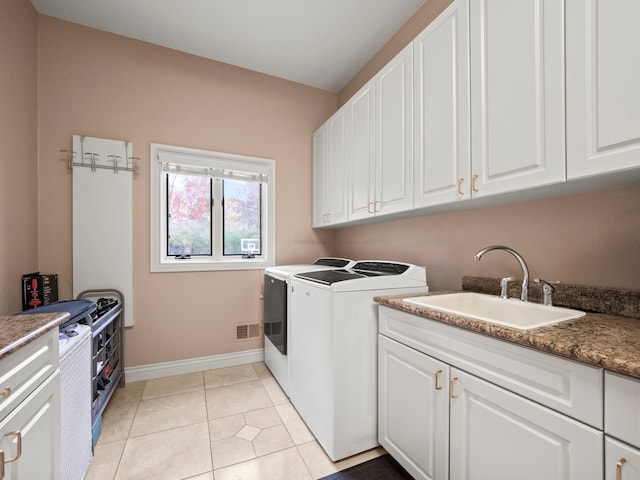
319;454;414;480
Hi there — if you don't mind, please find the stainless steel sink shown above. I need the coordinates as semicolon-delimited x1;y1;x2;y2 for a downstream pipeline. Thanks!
403;292;585;330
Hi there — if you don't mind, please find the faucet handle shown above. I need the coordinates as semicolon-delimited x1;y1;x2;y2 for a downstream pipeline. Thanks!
534;279;559;305
534;278;559;291
500;276;515;299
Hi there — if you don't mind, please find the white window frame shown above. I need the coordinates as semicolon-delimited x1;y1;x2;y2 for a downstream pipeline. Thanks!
150;143;275;272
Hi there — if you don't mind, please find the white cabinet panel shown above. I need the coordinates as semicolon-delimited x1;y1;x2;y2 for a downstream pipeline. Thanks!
378;335;449;480
450;368;602;480
566;0;640;178
470;0;566;196
312;125;328;227
0;332;58;421
326;109;348;224
348;81;376;221
375;44;414;215
605;372;640;449
0;372;60;480
413;0;471;207
605;437;640;480
312;110;348;227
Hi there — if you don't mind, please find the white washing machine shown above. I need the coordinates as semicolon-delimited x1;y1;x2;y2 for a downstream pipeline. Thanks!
263;258;354;396
289;261;428;461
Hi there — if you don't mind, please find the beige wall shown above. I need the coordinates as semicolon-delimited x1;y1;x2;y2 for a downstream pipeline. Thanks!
0;0;39;314
36;16;337;366
335;185;640;291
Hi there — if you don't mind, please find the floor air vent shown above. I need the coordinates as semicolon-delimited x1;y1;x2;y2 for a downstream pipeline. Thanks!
235;323;262;341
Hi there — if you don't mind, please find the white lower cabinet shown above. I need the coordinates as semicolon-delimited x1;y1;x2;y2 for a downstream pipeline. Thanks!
604;372;640;480
605;438;640;480
449;368;601;480
378;306;604;480
379;335;449;480
0;329;61;480
0;373;60;480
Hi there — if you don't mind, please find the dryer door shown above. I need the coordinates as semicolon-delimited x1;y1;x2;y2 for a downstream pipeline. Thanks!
264;274;287;354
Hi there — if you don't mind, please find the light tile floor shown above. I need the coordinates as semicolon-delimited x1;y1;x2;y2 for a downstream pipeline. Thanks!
85;362;385;480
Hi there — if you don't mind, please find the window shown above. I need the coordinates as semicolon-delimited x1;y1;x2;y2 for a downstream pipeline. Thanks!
151;143;275;272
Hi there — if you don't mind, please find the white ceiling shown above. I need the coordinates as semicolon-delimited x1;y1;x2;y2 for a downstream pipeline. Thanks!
30;0;426;92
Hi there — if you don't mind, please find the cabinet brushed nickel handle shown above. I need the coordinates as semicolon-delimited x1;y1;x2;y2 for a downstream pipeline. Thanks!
373;201;380;213
457;178;464;196
4;431;21;463
1;450;4;480
435;370;443;390
471;174;479;193
1;388;9;398
450;377;459;399
367;202;373;214
617;458;626;480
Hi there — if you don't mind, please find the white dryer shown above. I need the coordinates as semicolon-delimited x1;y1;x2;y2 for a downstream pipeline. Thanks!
289;261;427;461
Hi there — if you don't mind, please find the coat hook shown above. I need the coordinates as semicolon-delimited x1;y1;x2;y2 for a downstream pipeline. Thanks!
60;149;75;171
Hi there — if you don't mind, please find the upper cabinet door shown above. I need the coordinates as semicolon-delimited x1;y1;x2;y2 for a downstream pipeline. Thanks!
325;109;349;225
375;44;414;215
348;80;376;221
566;0;640;179
470;0;566;197
414;0;471;208
312;125;328;228
312;111;348;228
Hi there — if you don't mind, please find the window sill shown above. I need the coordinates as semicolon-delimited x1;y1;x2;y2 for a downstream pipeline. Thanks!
151;257;273;273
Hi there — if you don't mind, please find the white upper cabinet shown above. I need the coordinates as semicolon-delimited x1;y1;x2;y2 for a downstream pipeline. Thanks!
348;45;414;221
312;108;349;227
566;0;640;179
414;0;471;207
312;124;327;227
313;0;640;228
469;0;566;197
348;80;376;221
375;43;414;216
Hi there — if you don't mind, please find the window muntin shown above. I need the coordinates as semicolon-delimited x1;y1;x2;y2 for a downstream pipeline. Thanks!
150;143;275;272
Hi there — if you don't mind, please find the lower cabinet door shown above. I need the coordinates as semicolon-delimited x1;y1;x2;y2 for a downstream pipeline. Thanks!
0;372;60;480
449;368;602;480
605;437;640;480
378;334;449;480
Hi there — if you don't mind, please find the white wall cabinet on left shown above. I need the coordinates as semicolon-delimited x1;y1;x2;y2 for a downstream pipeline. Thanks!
312;111;349;227
0;330;60;480
315;44;414;227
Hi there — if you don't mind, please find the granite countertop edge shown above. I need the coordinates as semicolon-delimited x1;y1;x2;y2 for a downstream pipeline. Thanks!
0;312;70;360
375;291;640;381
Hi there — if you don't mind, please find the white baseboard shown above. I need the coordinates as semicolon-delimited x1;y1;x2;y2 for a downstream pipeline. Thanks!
124;348;265;383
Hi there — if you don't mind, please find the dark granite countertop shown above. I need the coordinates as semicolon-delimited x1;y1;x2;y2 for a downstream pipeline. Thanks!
0;312;69;360
375;276;640;381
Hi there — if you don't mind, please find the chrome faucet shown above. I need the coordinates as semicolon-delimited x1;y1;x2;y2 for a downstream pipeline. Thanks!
474;245;530;302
